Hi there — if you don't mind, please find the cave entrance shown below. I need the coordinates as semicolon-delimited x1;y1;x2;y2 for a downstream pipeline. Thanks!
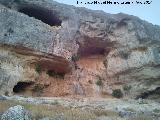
13;82;34;93
136;87;160;99
18;6;62;26
77;37;111;57
79;46;106;57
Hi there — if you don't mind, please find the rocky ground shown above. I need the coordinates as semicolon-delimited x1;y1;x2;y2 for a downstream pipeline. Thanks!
0;95;160;120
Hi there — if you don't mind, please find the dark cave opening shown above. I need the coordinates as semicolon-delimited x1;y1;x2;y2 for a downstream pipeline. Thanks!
18;6;62;26
79;46;106;57
77;36;111;57
13;82;34;93
136;87;160;99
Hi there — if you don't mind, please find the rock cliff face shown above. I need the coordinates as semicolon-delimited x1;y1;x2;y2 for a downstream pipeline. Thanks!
0;0;160;99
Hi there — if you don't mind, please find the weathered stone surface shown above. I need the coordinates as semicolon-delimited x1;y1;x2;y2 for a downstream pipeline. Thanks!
1;105;30;120
0;0;160;99
0;95;6;100
39;117;50;120
55;113;64;120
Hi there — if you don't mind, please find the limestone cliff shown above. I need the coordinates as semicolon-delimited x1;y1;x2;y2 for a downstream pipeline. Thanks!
0;0;160;100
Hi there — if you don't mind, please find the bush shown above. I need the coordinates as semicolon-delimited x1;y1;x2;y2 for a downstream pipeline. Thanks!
119;51;130;59
112;89;123;98
4;91;9;96
8;28;14;34
123;85;132;91
35;64;41;74
14;0;21;3
46;70;56;77
153;109;160;113
96;79;103;86
71;54;80;62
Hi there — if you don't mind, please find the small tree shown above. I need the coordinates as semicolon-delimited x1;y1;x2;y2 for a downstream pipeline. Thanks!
35;64;41;74
123;85;132;96
123;85;132;91
46;70;65;79
71;54;80;62
112;89;123;98
46;70;56;77
96;79;103;86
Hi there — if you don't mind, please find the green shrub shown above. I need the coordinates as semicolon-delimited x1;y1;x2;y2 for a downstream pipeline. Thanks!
112;89;123;98
123;85;132;91
14;0;21;3
153;109;160;113
4;33;7;36
96;79;103;86
46;70;56;77
51;100;59;105
119;51;130;59
35;64;41;74
95;75;104;86
4;91;9;96
71;54;80;62
8;28;14;34
103;60;108;67
46;70;65;79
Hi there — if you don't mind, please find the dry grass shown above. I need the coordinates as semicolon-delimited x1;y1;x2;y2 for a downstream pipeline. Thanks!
129;115;153;120
93;109;118;117
0;100;118;120
0;100;154;120
132;46;148;52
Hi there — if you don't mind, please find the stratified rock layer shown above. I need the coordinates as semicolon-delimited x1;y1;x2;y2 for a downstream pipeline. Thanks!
0;0;160;99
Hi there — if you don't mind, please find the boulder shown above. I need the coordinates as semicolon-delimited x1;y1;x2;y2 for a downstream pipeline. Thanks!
1;105;30;120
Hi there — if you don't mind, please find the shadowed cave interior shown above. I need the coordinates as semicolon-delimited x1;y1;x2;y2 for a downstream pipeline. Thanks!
18;6;62;26
136;87;160;99
13;82;34;93
77;38;111;57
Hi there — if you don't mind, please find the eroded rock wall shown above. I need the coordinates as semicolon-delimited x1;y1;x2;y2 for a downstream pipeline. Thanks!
0;0;160;99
